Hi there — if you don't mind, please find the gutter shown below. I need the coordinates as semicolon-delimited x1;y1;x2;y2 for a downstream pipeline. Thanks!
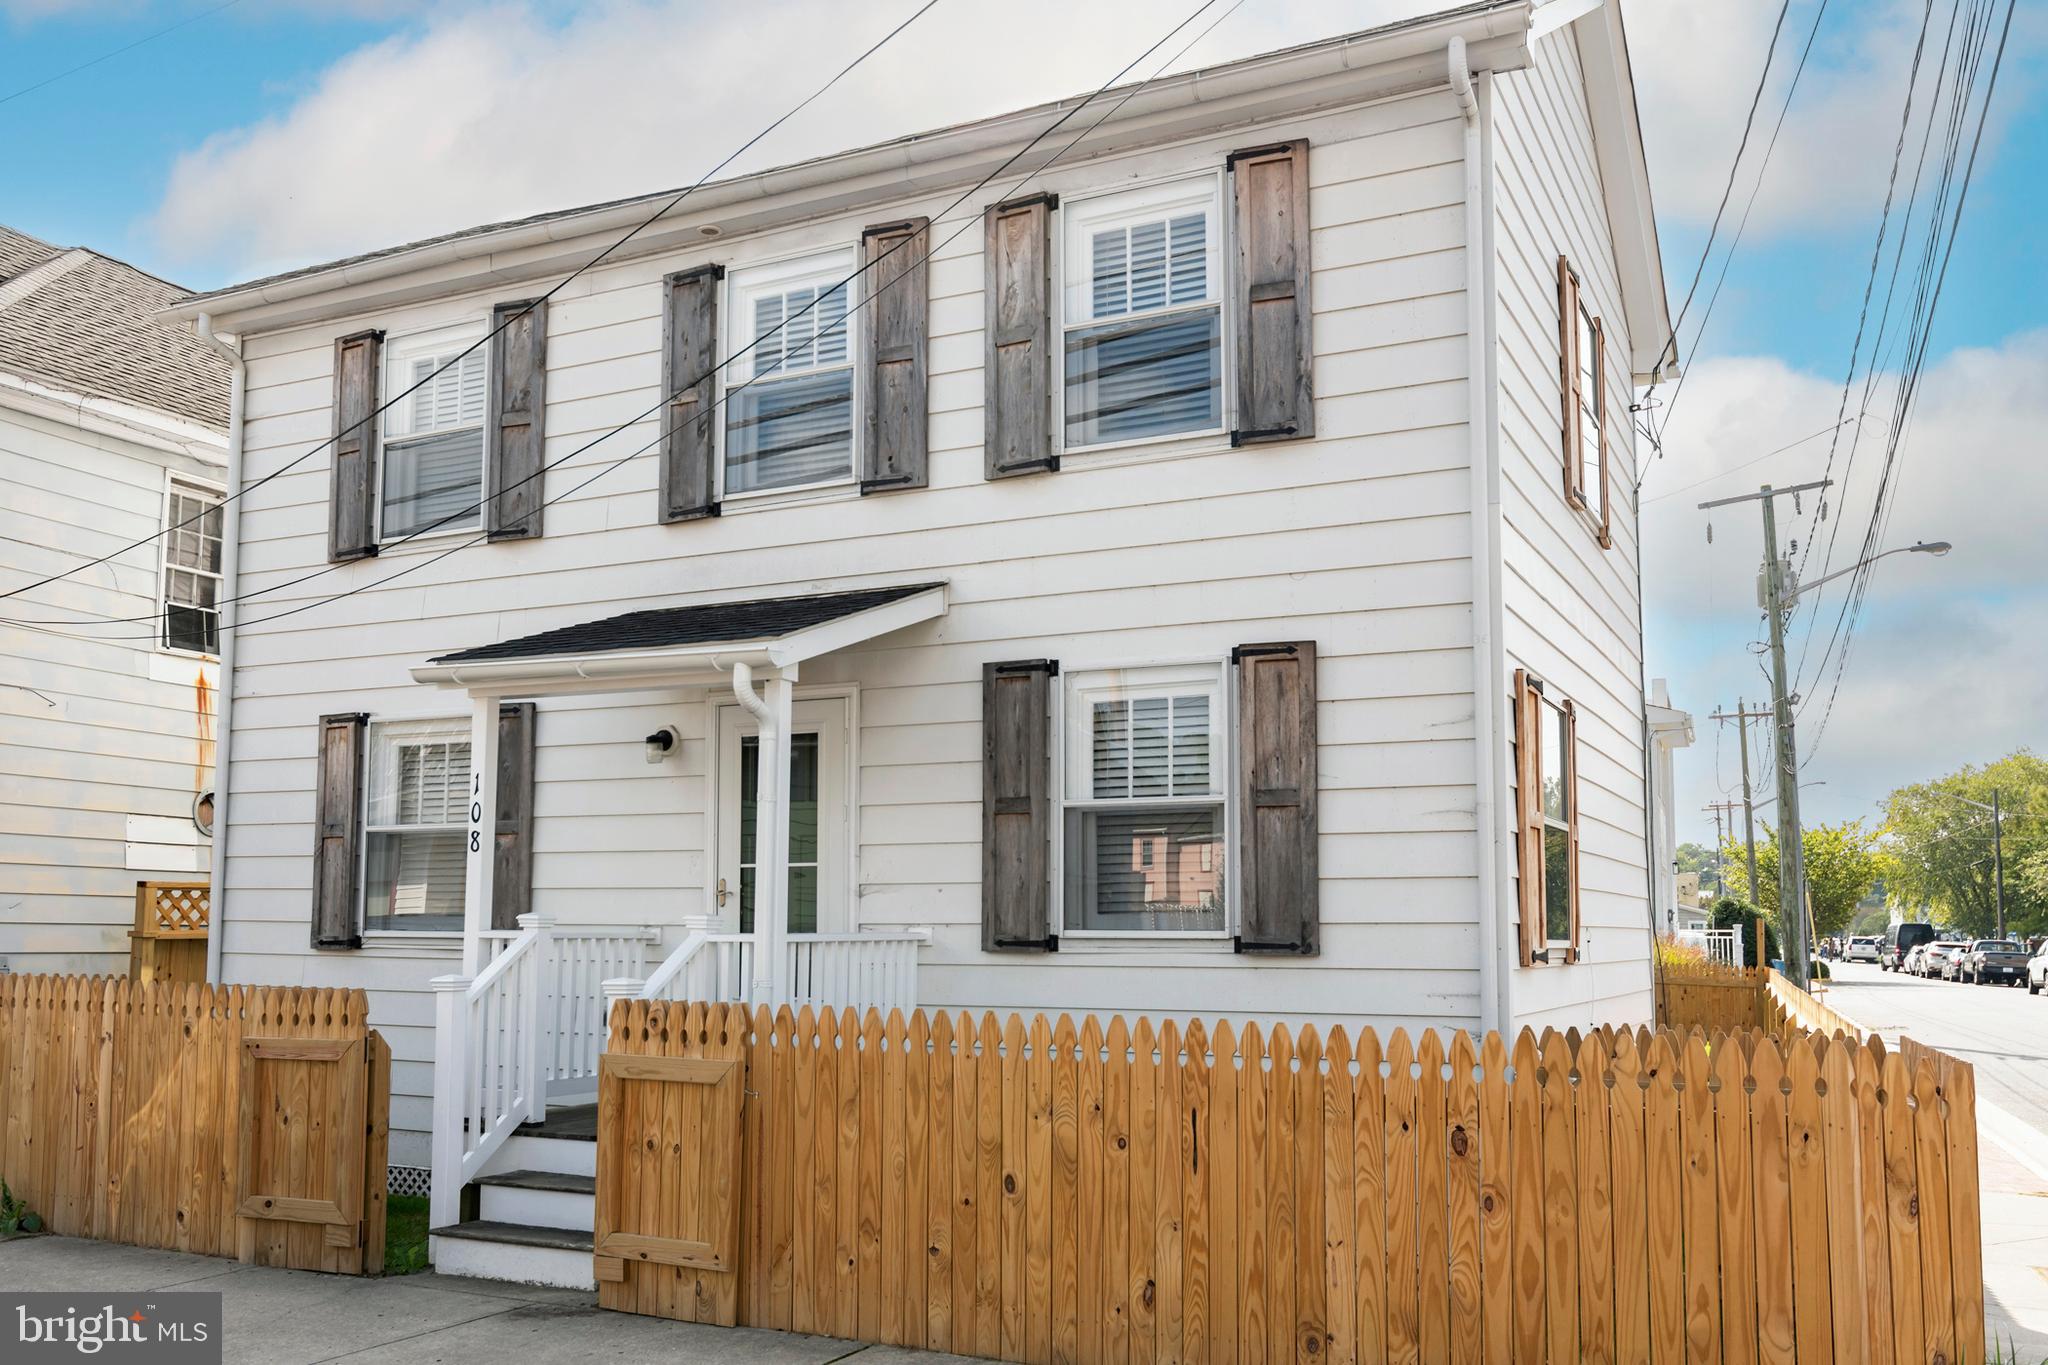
1450;39;1512;1037
193;313;245;988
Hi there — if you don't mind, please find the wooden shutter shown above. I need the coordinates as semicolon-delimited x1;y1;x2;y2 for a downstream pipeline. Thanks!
659;264;723;523
860;217;931;493
1563;698;1582;962
983;193;1056;479
492;701;537;930
1228;140;1313;446
1234;641;1319;955
1512;670;1544;967
1591;315;1612;549
1557;257;1581;505
486;299;547;540
329;330;383;562
311;712;367;950
982;659;1055;951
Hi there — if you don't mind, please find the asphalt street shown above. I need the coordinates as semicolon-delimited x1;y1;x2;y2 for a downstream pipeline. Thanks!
1823;958;2048;1140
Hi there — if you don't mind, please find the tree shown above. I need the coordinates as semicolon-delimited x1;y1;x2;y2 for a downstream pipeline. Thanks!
1884;752;2048;939
1713;897;1777;965
1849;903;1891;936
1722;819;1890;943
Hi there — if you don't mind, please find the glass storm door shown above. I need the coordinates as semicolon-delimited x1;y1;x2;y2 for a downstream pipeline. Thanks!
717;697;849;935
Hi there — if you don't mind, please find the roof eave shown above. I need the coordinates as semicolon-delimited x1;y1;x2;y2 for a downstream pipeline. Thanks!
163;1;1534;334
1572;0;1675;385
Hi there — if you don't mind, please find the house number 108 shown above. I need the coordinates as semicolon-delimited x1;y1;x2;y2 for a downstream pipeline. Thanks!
470;773;484;852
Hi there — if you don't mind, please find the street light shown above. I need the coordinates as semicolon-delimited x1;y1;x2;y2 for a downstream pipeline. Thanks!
1933;787;2008;939
1693;477;1955;992
1782;541;1952;603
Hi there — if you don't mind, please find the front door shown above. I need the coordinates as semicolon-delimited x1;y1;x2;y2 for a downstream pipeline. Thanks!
716;696;849;935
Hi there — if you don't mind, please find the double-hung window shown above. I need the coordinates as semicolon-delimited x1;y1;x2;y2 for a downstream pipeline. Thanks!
380;326;486;539
1061;663;1228;934
723;251;856;496
1515;670;1580;963
1558;257;1609;542
1062;176;1224;449
362;719;471;933
161;478;223;654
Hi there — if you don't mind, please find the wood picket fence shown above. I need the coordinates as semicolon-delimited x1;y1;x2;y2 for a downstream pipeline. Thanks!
594;1001;1984;1365
1655;958;1769;1033
0;974;390;1274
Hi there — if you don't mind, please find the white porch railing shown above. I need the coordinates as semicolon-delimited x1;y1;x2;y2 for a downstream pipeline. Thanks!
1675;926;1744;968
629;927;932;1013
429;915;655;1227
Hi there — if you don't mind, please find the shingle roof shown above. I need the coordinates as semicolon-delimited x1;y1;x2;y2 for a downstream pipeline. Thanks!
0;225;63;283
428;583;947;666
0;224;230;431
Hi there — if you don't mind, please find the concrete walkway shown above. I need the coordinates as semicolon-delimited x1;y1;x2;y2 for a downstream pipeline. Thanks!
0;1236;967;1365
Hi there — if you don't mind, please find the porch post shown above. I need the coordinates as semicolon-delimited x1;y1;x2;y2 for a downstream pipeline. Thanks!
462;691;501;976
756;667;796;1004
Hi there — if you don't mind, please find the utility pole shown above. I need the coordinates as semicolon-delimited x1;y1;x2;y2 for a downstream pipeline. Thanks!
1992;787;2006;940
1709;702;1771;903
1700;478;1831;990
1702;800;1743;899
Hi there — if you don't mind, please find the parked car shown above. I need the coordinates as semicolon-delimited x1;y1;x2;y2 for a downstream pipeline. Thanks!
1845;936;1883;963
1903;943;1931;975
2029;942;2048;995
1884;921;1936;971
1962;939;2029;985
1930;941;1972;980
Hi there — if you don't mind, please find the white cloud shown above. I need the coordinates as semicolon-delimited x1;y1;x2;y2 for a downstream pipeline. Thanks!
1621;0;2039;237
146;0;1431;277
1642;330;2048;831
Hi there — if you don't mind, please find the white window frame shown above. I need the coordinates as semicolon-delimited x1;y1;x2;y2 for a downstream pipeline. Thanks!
718;247;861;504
1054;170;1233;459
359;715;472;937
376;322;488;544
1573;296;1607;533
1533;689;1577;960
158;471;224;659
1053;657;1235;941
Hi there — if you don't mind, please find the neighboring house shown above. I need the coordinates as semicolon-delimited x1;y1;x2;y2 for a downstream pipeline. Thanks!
1645;677;1696;935
167;0;1674;1279
0;225;230;975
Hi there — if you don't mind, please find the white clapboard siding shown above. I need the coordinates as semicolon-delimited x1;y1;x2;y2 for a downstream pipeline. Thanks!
1492;26;1654;1031
209;73;1659;1163
0;403;225;975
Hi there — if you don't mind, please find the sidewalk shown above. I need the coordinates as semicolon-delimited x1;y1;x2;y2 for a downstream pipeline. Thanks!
1977;1098;2048;1358
0;1236;966;1365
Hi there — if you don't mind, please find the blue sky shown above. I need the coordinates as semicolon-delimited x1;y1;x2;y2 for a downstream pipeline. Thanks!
5;0;2043;851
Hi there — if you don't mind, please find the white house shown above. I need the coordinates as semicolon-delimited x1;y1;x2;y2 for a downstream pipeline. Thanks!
167;0;1675;1284
0;226;230;975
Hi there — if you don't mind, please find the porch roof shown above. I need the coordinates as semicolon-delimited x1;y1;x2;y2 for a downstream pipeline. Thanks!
411;581;947;695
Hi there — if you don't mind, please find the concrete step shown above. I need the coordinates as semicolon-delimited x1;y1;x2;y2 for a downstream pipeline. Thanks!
488;1133;596;1179
474;1170;595;1232
430;1219;594;1290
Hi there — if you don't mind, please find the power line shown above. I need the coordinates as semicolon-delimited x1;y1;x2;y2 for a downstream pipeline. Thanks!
1641;414;1861;506
0;0;947;607
0;0;246;109
1654;0;1832;443
4;0;1241;648
1800;0;2015;764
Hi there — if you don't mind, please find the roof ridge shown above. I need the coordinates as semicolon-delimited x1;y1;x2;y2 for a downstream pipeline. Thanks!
0;247;91;316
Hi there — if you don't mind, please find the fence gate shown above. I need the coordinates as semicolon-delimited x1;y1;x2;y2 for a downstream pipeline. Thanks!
236;1036;370;1262
593;1010;746;1324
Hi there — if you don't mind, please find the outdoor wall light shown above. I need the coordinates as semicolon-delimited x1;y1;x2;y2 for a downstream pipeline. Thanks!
644;726;679;765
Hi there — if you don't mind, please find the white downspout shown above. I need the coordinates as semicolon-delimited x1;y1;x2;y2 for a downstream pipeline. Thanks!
726;660;784;1002
1450;40;1510;1037
194;313;244;987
